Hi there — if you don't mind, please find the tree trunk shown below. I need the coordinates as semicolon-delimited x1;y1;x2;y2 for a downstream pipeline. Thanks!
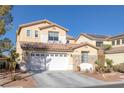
98;49;105;67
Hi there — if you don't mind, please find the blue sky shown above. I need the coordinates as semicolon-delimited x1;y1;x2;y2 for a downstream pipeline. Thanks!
3;5;124;44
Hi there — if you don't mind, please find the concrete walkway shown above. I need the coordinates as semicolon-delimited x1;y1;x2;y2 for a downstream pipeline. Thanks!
32;71;106;88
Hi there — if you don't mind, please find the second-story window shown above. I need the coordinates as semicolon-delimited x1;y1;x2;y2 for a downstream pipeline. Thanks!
35;30;38;37
122;39;124;44
117;39;120;45
27;30;30;37
48;32;59;41
96;42;103;47
112;40;115;46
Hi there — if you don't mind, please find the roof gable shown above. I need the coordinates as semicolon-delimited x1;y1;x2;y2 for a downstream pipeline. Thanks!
107;33;124;40
17;19;68;35
76;33;109;41
72;43;99;50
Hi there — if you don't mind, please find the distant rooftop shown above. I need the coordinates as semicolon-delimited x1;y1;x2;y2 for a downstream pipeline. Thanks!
86;33;109;39
66;34;75;40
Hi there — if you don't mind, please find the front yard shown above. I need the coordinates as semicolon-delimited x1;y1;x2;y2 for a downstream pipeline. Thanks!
80;72;124;82
0;72;37;88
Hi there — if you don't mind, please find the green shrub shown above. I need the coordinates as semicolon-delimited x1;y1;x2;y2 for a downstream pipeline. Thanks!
106;58;113;67
95;65;112;73
118;63;124;73
102;44;112;50
95;58;113;73
102;66;112;73
113;64;119;72
95;60;99;65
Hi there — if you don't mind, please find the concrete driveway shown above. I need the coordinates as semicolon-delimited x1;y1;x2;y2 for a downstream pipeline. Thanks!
32;71;106;88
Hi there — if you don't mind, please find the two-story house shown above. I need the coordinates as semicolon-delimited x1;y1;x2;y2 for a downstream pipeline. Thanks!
16;19;99;71
76;33;110;47
75;32;124;65
105;34;124;64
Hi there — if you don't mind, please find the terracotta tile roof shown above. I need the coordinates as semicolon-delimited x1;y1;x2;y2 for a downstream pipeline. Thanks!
20;42;73;52
20;42;99;52
105;46;124;54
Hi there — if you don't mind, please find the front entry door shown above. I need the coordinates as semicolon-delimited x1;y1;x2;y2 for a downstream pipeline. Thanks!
81;51;88;63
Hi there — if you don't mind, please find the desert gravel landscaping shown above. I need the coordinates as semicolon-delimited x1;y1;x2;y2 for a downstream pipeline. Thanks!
81;72;124;82
0;72;37;88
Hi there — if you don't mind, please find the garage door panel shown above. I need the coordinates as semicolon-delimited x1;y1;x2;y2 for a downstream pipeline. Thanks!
30;56;46;70
48;56;69;70
29;53;69;71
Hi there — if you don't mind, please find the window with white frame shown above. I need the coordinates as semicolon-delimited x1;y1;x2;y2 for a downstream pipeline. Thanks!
122;39;124;44
48;32;59;41
36;54;40;56
96;41;103;47
27;30;30;37
117;39;120;45
112;40;115;46
60;54;63;57
31;53;35;56
35;30;38;37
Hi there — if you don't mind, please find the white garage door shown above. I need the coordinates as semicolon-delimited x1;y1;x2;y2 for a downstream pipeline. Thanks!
29;53;69;71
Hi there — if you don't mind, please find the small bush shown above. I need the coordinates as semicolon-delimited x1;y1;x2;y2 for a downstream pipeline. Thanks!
102;44;112;50
95;65;112;73
113;64;119;72
102;66;112;73
95;60;99;65
106;58;113;67
118;63;124;73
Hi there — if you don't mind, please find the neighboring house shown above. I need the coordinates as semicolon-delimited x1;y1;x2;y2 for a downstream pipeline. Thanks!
16;19;124;71
16;19;99;71
76;33;110;47
105;34;124;64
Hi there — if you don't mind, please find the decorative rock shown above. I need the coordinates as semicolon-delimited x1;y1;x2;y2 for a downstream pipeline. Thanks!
79;63;94;72
20;63;27;72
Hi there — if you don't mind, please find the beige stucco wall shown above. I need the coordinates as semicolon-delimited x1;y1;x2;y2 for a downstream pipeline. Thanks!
16;22;67;63
106;53;124;64
16;35;23;61
70;45;98;65
68;39;76;44
103;40;112;45
40;26;67;44
16;22;51;61
18;23;67;43
76;35;96;45
73;45;97;55
18;22;50;43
